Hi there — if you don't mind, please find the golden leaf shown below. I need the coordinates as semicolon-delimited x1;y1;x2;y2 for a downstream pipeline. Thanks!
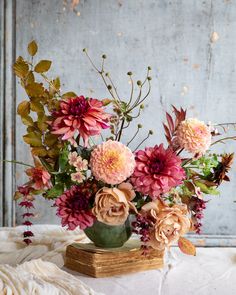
30;99;44;113
25;71;35;85
25;82;45;97
17;100;30;116
13;56;29;78
27;40;38;56
23;132;42;147
31;147;48;157
178;237;196;256
34;60;52;73
21;115;34;126
62;92;77;99
44;133;58;146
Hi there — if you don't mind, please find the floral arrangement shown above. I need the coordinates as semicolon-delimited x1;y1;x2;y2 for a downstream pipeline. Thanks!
13;41;235;255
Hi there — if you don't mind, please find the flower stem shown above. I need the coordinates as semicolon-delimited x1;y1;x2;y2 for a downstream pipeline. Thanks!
3;160;34;168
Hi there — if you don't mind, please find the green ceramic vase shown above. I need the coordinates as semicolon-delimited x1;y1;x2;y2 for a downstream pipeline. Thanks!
84;217;132;248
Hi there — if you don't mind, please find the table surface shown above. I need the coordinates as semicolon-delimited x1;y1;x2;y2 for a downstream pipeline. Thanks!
65;247;236;295
0;225;235;295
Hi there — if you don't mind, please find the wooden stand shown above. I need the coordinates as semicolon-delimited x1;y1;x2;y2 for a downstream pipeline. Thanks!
65;240;164;277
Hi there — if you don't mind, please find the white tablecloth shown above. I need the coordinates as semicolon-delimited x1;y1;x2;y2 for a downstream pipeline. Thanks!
0;225;235;295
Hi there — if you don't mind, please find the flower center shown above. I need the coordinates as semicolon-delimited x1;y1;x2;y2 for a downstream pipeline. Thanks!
68;97;89;117
149;159;164;174
70;194;89;211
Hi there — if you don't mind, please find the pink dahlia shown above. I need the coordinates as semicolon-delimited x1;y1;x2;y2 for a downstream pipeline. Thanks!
131;144;185;199
51;96;110;146
26;167;52;190
176;118;211;156
90;140;136;185
54;185;95;230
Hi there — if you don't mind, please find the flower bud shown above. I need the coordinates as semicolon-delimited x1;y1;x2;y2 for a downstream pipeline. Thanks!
127;71;133;76
149;130;154;135
140;104;144;109
148;66;152;70
102;54;107;59
107;85;112;90
147;76;152;81
82;48;87;52
137;80;142;86
138;124;142;128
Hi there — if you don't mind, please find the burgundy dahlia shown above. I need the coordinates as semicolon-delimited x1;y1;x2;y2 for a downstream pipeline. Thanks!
51;96;110;146
131;144;185;199
55;185;95;230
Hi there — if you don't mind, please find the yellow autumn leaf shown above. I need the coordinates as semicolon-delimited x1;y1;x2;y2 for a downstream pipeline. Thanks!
178;237;196;256
34;60;52;73
27;40;38;56
17;100;30;116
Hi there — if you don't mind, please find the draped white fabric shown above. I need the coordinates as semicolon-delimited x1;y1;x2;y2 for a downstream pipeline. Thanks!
0;225;235;295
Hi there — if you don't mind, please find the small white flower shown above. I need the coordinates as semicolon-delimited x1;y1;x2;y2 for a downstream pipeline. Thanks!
71;171;85;183
74;157;88;171
68;151;78;166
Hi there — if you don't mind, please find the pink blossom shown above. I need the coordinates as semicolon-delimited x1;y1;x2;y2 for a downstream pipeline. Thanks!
131;144;185;199
90;140;136;185
50;96;110;146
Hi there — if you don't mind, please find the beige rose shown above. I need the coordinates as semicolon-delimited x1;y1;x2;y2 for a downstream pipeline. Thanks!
92;184;136;226
142;200;190;251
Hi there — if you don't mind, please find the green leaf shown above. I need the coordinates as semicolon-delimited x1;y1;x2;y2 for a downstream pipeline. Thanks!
23;132;42;147
17;100;30;116
27;40;38;56
194;180;219;195
34;60;52;73
13;56;29;78
45;183;64;199
59;148;69;172
62;92;77;99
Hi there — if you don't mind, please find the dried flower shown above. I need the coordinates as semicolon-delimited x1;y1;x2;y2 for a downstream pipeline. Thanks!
90;140;136;185
131;144;185;199
210;153;234;185
51;96;110;146
176;118;212;156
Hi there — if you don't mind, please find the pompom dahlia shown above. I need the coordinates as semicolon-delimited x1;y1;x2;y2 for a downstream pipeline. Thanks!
176;118;211;156
90;140;136;185
131;144;185;199
51;96;110;146
55;185;95;230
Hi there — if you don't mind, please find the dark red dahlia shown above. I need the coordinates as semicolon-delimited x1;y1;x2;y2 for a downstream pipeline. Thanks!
54;185;95;230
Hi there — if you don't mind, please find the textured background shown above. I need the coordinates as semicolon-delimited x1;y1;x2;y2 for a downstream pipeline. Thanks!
1;0;236;244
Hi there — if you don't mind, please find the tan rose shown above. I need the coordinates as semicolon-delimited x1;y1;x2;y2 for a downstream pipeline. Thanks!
92;184;136;226
142;200;190;251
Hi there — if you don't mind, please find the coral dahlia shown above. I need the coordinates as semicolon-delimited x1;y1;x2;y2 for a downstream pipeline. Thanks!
51;96;110;146
131;144;185;199
26;167;52;190
90;140;136;185
176;118;211;156
55;185;95;230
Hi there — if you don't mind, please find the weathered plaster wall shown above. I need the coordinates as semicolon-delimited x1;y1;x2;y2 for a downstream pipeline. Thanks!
9;0;236;241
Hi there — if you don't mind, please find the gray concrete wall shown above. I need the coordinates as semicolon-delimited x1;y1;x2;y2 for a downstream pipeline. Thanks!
2;0;236;243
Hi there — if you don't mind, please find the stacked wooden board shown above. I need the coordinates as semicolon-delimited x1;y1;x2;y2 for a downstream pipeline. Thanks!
65;240;164;277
